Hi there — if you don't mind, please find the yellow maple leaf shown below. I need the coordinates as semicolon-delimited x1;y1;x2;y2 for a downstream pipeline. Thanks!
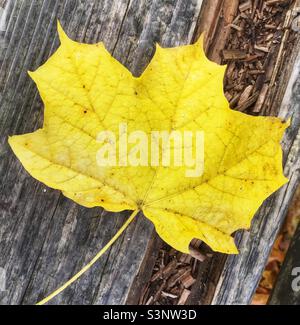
8;23;288;255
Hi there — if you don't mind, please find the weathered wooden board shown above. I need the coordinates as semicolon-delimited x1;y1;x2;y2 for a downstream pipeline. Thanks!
1;0;300;306
269;223;300;305
0;0;203;305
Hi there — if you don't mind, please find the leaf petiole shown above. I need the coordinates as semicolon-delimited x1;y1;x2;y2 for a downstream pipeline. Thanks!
36;209;139;305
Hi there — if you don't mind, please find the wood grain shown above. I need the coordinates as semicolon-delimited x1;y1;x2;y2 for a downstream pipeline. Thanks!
1;0;300;306
0;0;203;305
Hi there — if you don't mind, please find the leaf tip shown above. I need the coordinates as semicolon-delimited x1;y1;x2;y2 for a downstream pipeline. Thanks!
57;20;69;44
195;32;205;46
284;117;292;129
7;135;16;150
154;42;164;55
231;245;239;255
27;70;38;83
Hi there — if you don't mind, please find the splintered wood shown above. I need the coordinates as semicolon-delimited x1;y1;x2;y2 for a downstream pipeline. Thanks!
139;244;201;305
222;0;295;114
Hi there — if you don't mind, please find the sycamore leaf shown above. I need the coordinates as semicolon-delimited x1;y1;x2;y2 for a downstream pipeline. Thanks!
8;22;288;254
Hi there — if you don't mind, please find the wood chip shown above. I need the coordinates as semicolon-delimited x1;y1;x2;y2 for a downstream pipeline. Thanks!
237;85;253;107
167;267;191;288
223;49;247;60
254;45;270;53
177;289;191;305
161;291;178;299
151;259;177;282
239;1;252;12
181;274;196;289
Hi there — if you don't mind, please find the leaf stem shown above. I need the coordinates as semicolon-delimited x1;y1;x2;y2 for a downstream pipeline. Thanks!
36;209;140;305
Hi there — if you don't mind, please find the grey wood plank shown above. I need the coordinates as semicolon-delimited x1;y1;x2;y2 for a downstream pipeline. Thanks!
0;0;203;305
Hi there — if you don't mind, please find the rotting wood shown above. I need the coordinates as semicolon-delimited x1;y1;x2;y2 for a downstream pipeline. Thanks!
133;244;200;305
193;0;240;63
